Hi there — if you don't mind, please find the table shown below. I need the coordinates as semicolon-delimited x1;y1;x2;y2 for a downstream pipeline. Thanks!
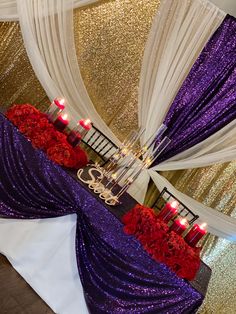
0;113;210;313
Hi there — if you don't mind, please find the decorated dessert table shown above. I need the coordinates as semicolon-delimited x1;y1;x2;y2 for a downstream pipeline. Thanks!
0;112;211;313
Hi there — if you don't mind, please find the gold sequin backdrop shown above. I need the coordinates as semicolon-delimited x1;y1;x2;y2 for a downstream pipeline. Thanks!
0;0;235;313
0;23;49;112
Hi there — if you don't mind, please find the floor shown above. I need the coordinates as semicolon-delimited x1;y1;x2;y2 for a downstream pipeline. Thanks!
0;254;54;314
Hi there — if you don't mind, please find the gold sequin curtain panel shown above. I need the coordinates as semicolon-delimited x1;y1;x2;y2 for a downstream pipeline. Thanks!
0;22;49;112
74;0;160;140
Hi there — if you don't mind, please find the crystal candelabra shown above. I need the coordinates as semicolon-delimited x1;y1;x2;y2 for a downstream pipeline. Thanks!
77;125;171;206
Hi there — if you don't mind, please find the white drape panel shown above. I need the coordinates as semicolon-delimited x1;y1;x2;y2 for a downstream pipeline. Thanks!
16;0;120;145
155;118;236;171
0;0;99;21
0;0;17;20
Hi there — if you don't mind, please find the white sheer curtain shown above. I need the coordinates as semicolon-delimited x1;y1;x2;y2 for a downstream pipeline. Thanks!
0;0;17;20
0;0;98;21
155;118;236;171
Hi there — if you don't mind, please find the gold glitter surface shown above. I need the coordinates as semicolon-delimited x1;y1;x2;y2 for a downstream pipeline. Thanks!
0;22;49;113
74;0;160;140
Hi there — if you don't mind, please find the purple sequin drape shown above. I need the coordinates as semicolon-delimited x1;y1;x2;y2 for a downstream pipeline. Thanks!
155;15;236;164
0;114;203;313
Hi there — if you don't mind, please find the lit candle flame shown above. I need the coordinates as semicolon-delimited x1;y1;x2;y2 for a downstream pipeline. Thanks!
145;157;153;166
84;119;91;126
199;222;207;230
180;218;187;225
111;173;117;180
171;200;178;209
113;153;119;161
121;148;128;155
58;98;65;105
61;113;68;120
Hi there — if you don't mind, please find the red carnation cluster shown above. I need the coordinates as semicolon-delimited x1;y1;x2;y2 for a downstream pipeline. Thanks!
6;104;88;169
122;204;201;280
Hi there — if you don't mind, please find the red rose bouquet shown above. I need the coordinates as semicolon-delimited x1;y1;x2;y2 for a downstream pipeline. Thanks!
6;104;88;169
122;204;201;281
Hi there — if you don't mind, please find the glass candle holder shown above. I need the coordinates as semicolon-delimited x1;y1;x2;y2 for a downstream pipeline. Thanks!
67;129;82;147
67;118;92;146
47;98;65;122
157;201;178;223
184;223;207;247
77;119;92;138
170;218;188;236
53;113;69;132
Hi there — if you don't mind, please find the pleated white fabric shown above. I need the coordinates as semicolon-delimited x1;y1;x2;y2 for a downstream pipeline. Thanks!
0;0;17;20
0;0;99;21
139;0;225;145
155;118;236;171
0;214;89;314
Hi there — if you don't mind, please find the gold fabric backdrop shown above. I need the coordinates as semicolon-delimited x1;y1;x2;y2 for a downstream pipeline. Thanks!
0;0;235;312
74;0;160;140
0;22;49;112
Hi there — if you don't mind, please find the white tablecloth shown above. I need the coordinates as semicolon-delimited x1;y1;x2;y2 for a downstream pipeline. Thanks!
0;214;88;314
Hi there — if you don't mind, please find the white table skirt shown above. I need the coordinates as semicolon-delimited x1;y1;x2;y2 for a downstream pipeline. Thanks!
0;214;89;314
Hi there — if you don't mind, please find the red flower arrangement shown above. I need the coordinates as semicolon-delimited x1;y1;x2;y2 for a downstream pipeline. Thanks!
6;104;88;169
122;204;201;280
